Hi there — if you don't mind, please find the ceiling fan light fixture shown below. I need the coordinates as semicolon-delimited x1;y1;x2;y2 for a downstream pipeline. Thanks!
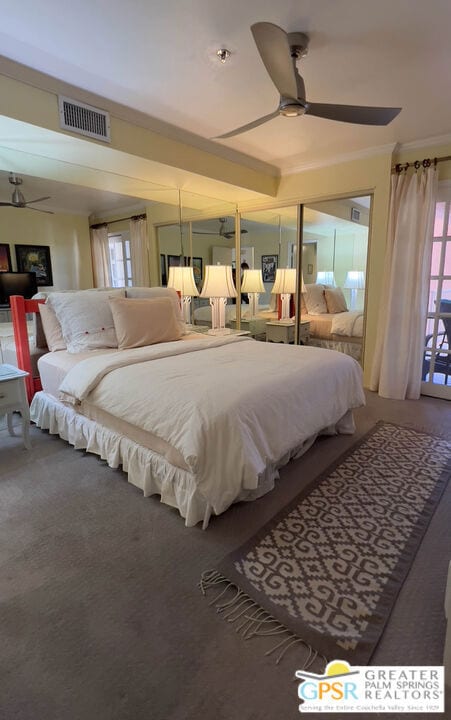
280;101;306;117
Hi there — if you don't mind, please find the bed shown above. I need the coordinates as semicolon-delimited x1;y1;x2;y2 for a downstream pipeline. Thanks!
11;288;365;528
302;310;364;360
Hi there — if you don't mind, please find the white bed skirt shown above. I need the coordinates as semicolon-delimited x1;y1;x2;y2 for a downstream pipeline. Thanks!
30;391;356;528
308;337;362;361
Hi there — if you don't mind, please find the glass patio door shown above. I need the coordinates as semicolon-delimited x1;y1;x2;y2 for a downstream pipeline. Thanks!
422;189;451;399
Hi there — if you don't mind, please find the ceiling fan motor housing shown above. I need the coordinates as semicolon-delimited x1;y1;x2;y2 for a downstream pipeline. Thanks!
12;187;26;206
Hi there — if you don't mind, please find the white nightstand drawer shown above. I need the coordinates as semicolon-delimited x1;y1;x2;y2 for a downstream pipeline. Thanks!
0;378;22;406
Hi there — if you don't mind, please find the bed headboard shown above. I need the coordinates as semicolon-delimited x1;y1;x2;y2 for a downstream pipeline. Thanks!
10;294;45;403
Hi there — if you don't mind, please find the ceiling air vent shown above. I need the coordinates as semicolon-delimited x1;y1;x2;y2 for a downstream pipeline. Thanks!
58;95;111;142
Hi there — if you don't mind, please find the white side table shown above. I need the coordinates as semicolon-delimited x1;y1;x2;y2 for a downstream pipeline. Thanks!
0;364;31;449
266;321;295;344
266;321;310;345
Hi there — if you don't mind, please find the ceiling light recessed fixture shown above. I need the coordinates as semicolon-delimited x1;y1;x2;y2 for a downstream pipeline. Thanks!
216;48;231;63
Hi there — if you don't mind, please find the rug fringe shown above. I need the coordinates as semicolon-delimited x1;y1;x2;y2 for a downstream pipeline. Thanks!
199;570;327;670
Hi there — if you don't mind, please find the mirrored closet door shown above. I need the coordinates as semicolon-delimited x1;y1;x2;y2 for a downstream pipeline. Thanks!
299;195;371;361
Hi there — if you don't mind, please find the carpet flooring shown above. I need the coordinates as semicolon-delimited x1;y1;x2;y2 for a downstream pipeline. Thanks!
0;390;450;720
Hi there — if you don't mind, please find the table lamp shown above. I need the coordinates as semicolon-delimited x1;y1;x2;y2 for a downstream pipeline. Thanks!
241;269;265;318
167;266;199;324
200;265;237;334
271;268;297;321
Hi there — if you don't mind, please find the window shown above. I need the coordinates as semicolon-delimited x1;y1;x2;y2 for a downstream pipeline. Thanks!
109;232;132;287
422;187;451;399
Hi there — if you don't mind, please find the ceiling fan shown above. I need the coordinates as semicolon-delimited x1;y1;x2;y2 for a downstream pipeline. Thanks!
192;217;248;239
0;174;53;213
216;22;401;139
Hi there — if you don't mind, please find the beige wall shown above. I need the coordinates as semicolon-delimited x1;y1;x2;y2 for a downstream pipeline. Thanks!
0;208;92;290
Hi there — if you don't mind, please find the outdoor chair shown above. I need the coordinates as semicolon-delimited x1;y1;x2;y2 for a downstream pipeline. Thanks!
422;299;451;384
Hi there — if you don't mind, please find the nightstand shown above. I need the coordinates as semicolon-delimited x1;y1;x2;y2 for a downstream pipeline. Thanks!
265;321;310;345
0;364;31;449
191;326;251;337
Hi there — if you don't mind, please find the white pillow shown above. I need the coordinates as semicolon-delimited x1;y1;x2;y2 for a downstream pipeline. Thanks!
39;303;67;351
304;283;328;314
48;289;125;353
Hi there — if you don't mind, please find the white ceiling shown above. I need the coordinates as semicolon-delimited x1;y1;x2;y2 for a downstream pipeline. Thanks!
1;0;450;174
0;0;449;222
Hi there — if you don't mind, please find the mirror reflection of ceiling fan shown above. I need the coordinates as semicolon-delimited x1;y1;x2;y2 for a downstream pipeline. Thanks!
0;174;54;213
216;22;401;139
192;217;248;239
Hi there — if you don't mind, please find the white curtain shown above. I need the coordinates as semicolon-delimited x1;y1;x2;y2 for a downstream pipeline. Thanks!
90;225;112;288
130;215;150;287
370;166;437;399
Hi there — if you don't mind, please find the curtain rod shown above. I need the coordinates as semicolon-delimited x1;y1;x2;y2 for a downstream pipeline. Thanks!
90;212;146;229
392;155;451;173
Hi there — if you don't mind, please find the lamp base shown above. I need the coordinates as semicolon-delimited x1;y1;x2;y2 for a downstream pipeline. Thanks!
207;327;232;336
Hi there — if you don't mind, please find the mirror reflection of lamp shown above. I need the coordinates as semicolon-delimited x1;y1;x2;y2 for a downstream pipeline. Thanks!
241;269;265;318
344;271;365;310
200;265;237;334
167;266;199;325
271;268;297;322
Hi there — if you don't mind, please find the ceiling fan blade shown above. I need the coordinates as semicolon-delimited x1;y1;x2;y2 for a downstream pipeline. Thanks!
25;196;51;205
0;202;14;206
26;206;54;214
306;102;401;126
251;22;298;99
224;229;248;239
192;230;219;236
215;111;279;139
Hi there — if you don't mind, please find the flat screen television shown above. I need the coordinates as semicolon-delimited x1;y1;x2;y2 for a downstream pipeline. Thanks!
0;271;38;307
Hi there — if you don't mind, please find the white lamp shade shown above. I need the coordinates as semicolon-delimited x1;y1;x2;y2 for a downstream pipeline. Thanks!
344;271;365;290
167;266;199;296
316;271;336;286
271;268;297;295
200;265;237;298
241;269;265;293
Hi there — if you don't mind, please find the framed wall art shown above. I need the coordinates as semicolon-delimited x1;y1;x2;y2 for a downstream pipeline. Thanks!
192;257;203;288
261;254;278;283
0;244;12;272
15;244;53;286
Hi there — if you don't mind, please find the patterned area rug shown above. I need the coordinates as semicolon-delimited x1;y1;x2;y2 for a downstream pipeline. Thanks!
200;422;451;666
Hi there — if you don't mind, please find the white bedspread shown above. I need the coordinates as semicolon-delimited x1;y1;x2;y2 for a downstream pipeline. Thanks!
58;337;365;517
331;310;364;337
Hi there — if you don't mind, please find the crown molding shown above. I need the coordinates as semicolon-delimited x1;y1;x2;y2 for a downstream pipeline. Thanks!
396;132;451;153
280;143;398;176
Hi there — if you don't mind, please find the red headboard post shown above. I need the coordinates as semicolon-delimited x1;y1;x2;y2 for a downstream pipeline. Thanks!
10;295;45;403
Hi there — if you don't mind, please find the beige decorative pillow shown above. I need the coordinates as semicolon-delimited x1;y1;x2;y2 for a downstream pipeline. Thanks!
109;296;182;349
39;302;67;351
325;287;348;314
125;286;185;332
304;283;328;314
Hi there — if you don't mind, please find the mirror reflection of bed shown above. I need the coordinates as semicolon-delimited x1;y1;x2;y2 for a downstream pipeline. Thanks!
301;195;370;362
